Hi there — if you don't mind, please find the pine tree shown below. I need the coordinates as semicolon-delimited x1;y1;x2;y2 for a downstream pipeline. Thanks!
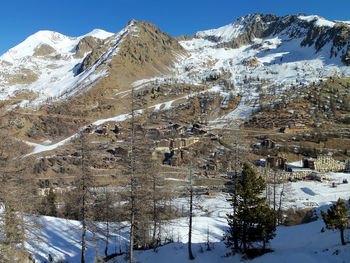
47;187;57;217
321;198;349;245
40;187;57;217
225;163;276;253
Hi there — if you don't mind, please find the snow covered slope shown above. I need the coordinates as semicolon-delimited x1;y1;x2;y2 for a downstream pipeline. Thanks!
0;22;137;106
1;13;349;119
178;13;350;87
128;13;350;126
25;194;350;263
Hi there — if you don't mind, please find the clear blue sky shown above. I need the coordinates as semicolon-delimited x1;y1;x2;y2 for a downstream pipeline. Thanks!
1;0;350;55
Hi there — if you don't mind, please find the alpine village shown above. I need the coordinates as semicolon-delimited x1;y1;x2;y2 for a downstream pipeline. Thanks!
1;9;350;263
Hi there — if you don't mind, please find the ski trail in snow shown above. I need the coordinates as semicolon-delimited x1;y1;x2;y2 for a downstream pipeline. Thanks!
208;91;259;129
219;92;258;120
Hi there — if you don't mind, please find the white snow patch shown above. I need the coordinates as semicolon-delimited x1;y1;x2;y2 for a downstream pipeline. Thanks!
298;15;336;27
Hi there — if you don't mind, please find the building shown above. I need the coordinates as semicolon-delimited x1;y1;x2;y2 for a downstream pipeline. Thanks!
262;138;276;149
288;167;313;180
266;155;287;170
303;156;345;173
280;123;308;133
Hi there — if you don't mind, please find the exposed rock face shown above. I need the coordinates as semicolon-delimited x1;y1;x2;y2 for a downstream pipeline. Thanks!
221;14;279;48
196;13;350;65
343;47;350;65
33;44;56;56
76;35;114;75
116;20;185;67
77;20;186;76
75;36;103;58
242;56;260;67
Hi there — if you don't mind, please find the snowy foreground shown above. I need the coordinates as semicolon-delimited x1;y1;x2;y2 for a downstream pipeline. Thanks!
25;173;350;263
27;211;350;263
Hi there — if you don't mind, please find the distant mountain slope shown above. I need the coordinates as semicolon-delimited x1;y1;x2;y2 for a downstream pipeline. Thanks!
0;13;349;144
0;28;116;105
0;19;186;108
194;13;350;65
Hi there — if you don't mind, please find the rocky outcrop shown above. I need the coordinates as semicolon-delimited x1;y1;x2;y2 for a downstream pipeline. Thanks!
77;20;186;76
342;46;350;65
76;41;108;74
116;20;185;67
33;44;56;56
75;36;103;58
198;13;350;66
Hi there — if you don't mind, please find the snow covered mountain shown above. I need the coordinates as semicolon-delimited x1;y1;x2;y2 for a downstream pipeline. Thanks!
176;13;350;89
0;24;131;105
0;13;349;109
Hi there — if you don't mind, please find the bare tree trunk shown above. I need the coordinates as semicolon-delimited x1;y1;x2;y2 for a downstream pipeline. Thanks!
278;183;284;225
188;165;194;260
273;171;276;212
81;138;87;263
152;174;157;242
242;223;247;252
78;132;94;263
340;229;346;245
232;140;239;250
129;86;136;263
81;217;86;263
105;221;109;257
20;204;25;252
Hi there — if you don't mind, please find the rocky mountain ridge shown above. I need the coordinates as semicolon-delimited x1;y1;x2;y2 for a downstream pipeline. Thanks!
195;13;350;64
0;14;349;147
1;14;349;107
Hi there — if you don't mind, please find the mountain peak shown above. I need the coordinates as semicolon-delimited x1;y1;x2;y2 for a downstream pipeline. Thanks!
84;29;114;40
298;15;336;28
127;19;138;27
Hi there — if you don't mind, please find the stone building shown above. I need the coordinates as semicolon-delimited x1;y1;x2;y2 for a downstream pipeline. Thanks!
266;155;287;170
303;156;345;173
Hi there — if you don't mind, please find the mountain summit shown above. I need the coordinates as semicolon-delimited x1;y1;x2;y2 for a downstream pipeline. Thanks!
194;13;350;65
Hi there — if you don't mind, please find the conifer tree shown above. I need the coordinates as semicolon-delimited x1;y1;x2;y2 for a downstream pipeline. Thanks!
321;198;349;245
225;163;276;253
40;187;57;217
46;187;57;217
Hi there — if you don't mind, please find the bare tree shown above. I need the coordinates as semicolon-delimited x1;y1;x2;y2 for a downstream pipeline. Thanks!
188;163;195;260
66;132;96;263
0;129;40;262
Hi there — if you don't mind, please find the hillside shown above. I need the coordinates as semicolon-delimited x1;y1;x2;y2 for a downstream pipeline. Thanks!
22;193;350;263
0;14;349;144
0;13;350;263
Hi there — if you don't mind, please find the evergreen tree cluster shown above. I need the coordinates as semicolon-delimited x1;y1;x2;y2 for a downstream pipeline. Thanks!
225;163;276;255
321;198;350;245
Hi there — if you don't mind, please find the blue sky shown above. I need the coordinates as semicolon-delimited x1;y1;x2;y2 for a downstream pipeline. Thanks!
1;0;350;55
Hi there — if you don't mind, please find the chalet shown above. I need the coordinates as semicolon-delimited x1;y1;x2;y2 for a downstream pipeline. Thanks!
280;123;308;133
